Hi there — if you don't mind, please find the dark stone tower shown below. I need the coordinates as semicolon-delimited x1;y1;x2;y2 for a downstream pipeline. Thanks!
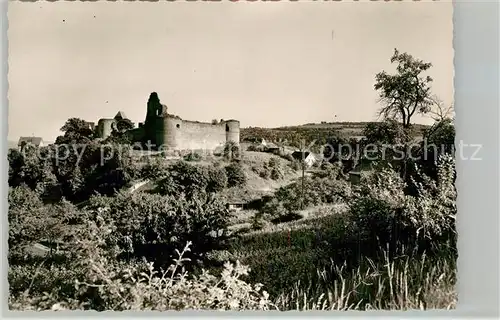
144;92;162;146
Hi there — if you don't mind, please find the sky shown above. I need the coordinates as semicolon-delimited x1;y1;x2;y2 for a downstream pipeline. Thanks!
8;1;454;142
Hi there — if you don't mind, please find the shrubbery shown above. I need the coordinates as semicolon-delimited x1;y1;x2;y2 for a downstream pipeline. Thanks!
8;186;82;261
256;172;352;222
237;154;457;305
7;114;457;311
156;161;228;197
223;141;241;161
86;191;231;266
183;152;203;162
140;157;170;180
349;154;456;250
225;162;247;187
8;142;138;203
9;221;272;311
252;157;285;181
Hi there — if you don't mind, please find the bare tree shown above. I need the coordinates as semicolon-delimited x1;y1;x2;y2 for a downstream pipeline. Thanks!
427;95;454;122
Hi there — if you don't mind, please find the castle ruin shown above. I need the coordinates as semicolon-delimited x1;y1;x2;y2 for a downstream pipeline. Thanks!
95;92;240;151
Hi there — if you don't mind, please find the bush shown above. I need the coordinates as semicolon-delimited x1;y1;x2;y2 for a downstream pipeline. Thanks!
156;161;229;197
223;141;241;161
258;198;291;222
184;152;203;162
225;162;247;187
86;191;232;266
157;161;208;197
246;145;262;152
205;165;228;193
315;161;346;180
140;157;170;180
349;155;456;252
270;168;283;181
289;160;302;171
260;174;352;221
9;142;138;203
8;188;82;261
259;168;271;180
9;241;274;311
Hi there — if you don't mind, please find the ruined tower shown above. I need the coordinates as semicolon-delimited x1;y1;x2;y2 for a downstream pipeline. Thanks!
123;92;241;151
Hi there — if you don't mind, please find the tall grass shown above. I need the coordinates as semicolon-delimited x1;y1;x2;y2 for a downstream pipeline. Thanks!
275;246;456;311
227;208;457;311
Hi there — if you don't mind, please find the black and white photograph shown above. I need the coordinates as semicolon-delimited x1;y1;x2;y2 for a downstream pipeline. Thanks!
7;1;457;311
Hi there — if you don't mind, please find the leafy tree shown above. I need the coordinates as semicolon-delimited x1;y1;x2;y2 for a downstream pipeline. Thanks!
415;118;456;180
8;148;26;187
49;142;136;202
115;118;134;132
225;162;247;187
184;152;202;162
158;161;209;197
362;120;409;145
8;186;81;259
374;49;434;128
8;185;44;213
86;191;231;266
55;118;95;145
205;165;228;193
81;143;136;198
157;161;228;197
223;141;241;161
423;118;455;154
140;157;170;180
106;119;135;144
8;145;57;195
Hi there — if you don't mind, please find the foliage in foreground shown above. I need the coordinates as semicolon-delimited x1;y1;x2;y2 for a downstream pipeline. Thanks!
8;152;457;312
230;154;457;306
9;230;274;311
274;248;456;311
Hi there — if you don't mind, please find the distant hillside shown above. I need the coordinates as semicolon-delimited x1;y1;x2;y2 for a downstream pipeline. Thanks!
241;121;429;146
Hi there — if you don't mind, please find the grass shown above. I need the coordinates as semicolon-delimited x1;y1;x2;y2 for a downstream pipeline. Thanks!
224;204;457;310
274;250;456;311
9;142;456;311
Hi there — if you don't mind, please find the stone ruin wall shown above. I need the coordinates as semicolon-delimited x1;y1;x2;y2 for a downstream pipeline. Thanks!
158;117;240;151
94;92;240;152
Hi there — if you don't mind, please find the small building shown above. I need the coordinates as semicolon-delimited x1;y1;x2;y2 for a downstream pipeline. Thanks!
223;188;272;213
18;136;44;151
291;151;323;168
260;139;281;153
227;202;245;212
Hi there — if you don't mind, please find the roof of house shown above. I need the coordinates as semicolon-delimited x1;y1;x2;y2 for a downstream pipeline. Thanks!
114;111;127;120
292;151;322;160
18;137;43;146
291;151;314;160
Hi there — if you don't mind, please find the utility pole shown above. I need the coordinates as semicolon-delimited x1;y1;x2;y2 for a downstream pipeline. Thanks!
300;140;306;211
301;157;305;210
